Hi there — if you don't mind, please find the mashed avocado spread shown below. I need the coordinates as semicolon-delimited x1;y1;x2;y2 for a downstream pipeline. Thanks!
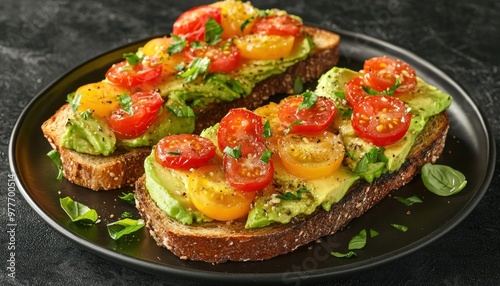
61;37;312;156
143;66;452;229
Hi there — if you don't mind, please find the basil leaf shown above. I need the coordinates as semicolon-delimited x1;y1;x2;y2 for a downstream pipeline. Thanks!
370;229;379;238
298;91;318;110
342;109;353;117
391;223;408;232
361;85;381;96
334;91;346;99
284;119;303;135
180;57;210;82
260;149;273;164
421;163;467;196
107;218;145;240
276;188;310;201
348;229;368;250
263;120;272;138
123;52;142;65
395;195;423;206
385;78;401;96
204;18;223;45
331;251;357;258
293;76;303;94
167;105;195;117
70;92;82;112
224;145;241;160
118;92;134;115
121;212;133;219
168;34;187;55
60;197;98;225
190;41;203;49
46;150;63;180
354;147;388;183
168;150;181;155
118;192;135;202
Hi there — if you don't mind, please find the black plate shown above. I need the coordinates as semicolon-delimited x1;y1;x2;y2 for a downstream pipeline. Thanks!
9;29;495;285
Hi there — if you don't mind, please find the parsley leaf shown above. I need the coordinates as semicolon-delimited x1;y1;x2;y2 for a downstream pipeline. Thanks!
276;188;311;201
168;34;187;55
223;145;242;160
123;52;142;65
260;149;273;164
118;92;134;115
204;18;223;45
180;57;210;82
298;91;318;110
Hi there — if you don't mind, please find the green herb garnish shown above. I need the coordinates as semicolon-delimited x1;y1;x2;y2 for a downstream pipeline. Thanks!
223;145;242;160
118;92;134;115
421;163;467;196
46;150;63;180
293;76;303;94
107;218;145;240
168;150;182;155
354;147;388;183
118;192;135;202
298;91;318;110
395;195;423;206
167;105;195;117
121;212;133;219
168;34;187;55
123;52;142;65
204;18;223;45
276;188;310;201
284;119;303;135
180;57;210;82
260;149;273;164
334;91;346;99
263;120;272;138
391;223;408;232
70;92;82;112
80;109;92;120
60;197;98;225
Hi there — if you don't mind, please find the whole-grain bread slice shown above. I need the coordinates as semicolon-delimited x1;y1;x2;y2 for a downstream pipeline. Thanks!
134;112;449;263
41;26;340;191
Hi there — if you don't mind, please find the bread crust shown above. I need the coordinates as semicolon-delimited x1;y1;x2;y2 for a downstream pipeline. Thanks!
134;112;449;263
41;26;340;191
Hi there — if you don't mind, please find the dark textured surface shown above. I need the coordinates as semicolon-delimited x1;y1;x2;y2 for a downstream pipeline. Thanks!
1;0;499;285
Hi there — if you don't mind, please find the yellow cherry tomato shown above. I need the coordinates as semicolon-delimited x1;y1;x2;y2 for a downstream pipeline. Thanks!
141;37;184;75
234;34;295;60
211;0;257;38
254;102;286;154
278;131;345;180
187;165;256;221
74;82;126;119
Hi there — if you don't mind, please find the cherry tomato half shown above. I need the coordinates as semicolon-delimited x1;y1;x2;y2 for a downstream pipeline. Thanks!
234;34;295;60
172;5;222;42
345;76;371;107
108;90;164;139
223;141;274;192
184;41;241;74
187;165;256;221
155;134;216;169
363;56;417;95
105;59;163;89
278;131;345;180
351;96;412;146
210;0;257;38
217;108;264;151
251;15;302;37
278;95;337;134
74;82;127;119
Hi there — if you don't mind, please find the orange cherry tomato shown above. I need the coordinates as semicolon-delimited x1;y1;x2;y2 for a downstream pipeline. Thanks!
278;131;345;180
234;34;295;60
141;37;185;75
155;134;216;170
187;165;256;221
74;82;127;119
210;0;257;38
351;96;412;146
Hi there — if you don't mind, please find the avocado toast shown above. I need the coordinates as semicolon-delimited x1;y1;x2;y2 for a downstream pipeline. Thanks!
41;0;340;190
134;57;452;263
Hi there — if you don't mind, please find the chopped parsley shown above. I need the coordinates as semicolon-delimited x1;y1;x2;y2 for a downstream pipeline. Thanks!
276;188;310;201
180;57;210;82
223;145;242;160
122;52;142;65
260;149;273;164
168;34;187;55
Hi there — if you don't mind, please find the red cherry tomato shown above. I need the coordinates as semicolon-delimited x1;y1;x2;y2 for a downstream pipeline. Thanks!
251;15;302;37
363;56;417;95
172;5;222;42
277;95;337;134
217;108;264;151
223;141;274;192
108;90;164;139
351;96;412;146
105;59;163;89
345;76;371;107
155;134;216;170
184;41;241;73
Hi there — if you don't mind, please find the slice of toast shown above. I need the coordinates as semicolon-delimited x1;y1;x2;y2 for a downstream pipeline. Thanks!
41;26;340;191
134;112;449;263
